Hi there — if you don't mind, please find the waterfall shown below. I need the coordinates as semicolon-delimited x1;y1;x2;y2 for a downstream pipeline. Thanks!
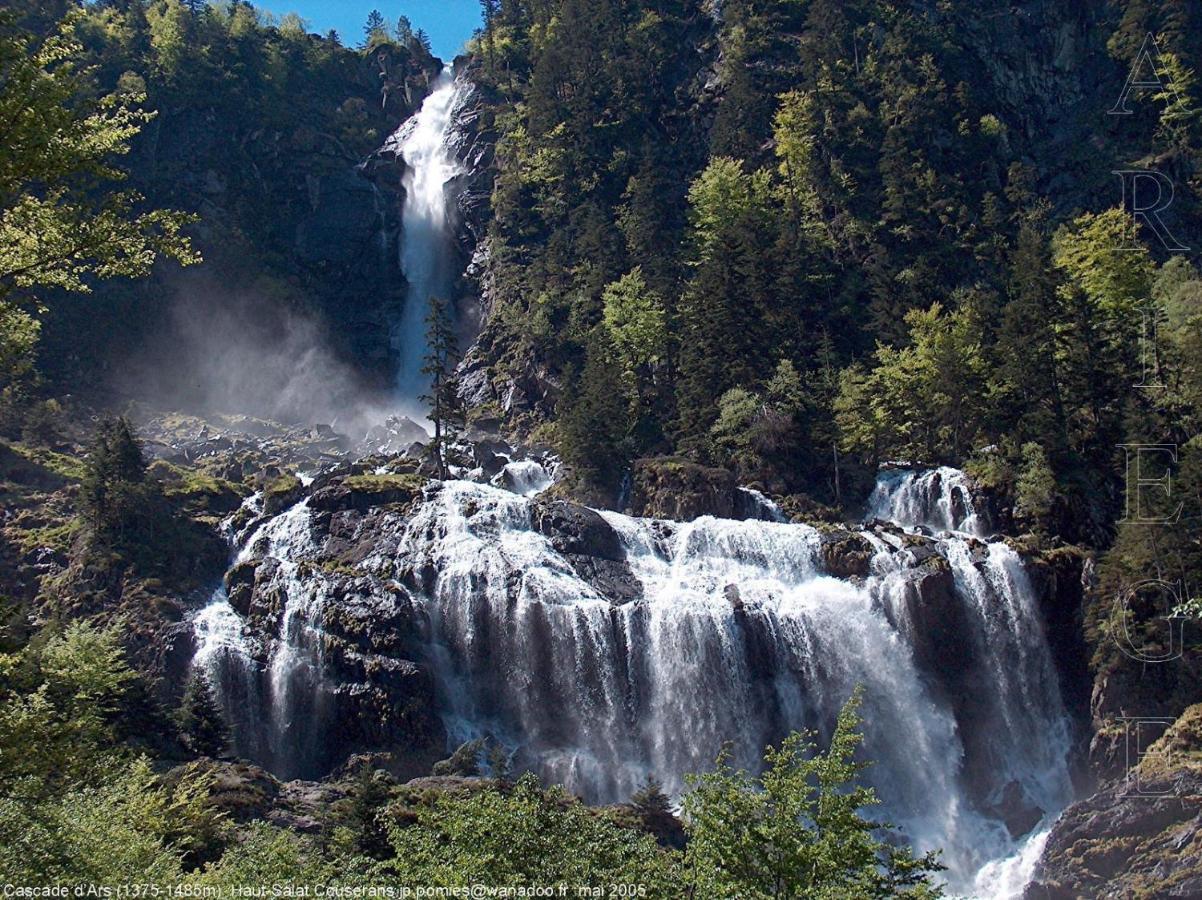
868;465;988;535
193;468;1072;897
394;67;465;401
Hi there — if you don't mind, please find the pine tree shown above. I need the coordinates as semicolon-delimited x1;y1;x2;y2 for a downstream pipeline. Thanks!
394;16;413;45
993;222;1067;447
421;296;464;481
176;672;230;759
487;738;511;784
363;10;387;48
341;765;394;861
558;327;632;500
480;0;500;71
631;775;672;817
81;416;147;541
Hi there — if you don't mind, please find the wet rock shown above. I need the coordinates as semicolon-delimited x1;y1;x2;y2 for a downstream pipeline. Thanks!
361;417;430;456
531;499;624;561
989;780;1045;840
818;530;875;578
529;499;642;604
262;473;306;516
310;474;426;513
224;559;259;615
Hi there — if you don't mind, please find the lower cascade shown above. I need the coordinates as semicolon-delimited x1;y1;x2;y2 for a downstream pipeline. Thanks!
193;468;1073;897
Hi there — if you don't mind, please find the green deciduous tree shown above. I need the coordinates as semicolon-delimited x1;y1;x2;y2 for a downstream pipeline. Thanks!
683;689;944;899
384;773;679;891
602;267;668;376
837;301;987;465
0;10;197;383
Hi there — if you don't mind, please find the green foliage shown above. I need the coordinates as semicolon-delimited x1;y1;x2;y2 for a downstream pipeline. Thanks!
1015;441;1057;530
0;621;135;802
197;823;363;887
630;775;672;817
0;620;230;884
558;327;632;499
432;738;485;777
384;773;679;891
80;415;148;542
0;757;187;884
0;303;39;388
836;302;987;465
709;386;761;462
0;12;198;302
334;765;395;862
683;689;944;899
176;671;230;759
602;267;668;375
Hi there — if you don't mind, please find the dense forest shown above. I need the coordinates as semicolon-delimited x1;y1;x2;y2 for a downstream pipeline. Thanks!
2;0;1202;896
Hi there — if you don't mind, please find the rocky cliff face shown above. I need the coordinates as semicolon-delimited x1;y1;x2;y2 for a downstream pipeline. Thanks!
1028;705;1202;899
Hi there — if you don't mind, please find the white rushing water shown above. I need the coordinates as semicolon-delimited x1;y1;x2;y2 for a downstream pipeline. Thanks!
869;466;988;536
192;468;1072;897
394;67;465;401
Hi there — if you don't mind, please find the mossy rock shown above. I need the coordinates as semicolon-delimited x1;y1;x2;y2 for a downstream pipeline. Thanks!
1140;704;1202;778
629;456;739;522
262;473;305;515
310;473;427;513
150;460;249;515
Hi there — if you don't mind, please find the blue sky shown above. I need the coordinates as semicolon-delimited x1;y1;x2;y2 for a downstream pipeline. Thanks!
260;1;483;60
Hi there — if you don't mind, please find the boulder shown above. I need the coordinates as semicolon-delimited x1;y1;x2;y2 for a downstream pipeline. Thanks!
531;499;625;562
818;530;876;579
310;474;426;513
530;499;642;605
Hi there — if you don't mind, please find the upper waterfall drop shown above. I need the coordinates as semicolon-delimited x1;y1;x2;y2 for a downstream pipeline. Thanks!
394;67;464;403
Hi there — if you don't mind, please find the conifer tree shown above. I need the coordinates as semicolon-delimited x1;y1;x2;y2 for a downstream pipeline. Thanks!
340;765;393;861
631;775;672;817
175;672;230;759
362;10;387;48
421;296;463;481
558;327;632;499
479;0;499;71
81;416;147;541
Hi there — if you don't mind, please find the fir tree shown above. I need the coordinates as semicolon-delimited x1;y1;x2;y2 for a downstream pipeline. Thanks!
487;738;511;784
558;327;632;500
479;0;499;71
175;672;230;759
340;765;394;861
631;775;672;817
394;16;413;45
81;416;147;541
362;10;387;48
421;296;464;481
